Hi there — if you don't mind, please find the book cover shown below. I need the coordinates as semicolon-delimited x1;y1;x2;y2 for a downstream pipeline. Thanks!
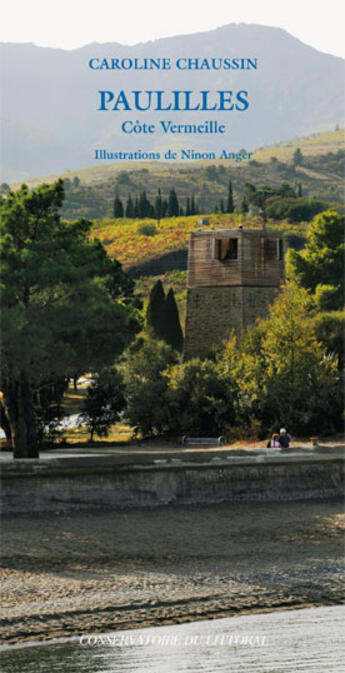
1;1;344;671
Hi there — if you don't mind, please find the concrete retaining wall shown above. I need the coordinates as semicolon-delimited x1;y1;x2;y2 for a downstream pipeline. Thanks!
1;452;344;513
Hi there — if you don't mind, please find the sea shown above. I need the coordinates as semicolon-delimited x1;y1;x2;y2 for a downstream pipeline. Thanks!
1;605;344;672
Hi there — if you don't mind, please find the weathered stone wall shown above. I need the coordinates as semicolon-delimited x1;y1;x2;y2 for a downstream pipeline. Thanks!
1;454;343;514
184;285;278;358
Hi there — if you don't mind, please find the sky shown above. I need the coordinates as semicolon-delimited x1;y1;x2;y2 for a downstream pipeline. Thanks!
1;0;344;58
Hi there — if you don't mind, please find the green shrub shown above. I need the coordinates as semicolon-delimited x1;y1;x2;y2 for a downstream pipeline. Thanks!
137;222;157;236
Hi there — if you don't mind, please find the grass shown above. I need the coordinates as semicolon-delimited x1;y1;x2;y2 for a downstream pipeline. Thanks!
254;128;345;163
62;423;133;445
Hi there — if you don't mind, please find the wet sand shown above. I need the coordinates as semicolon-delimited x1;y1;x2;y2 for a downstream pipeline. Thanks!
1;499;344;644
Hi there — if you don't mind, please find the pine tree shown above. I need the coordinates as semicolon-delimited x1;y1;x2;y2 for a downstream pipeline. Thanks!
114;195;124;218
125;194;134;218
165;288;184;352
226;179;234;213
168;189;179;217
146;280;166;341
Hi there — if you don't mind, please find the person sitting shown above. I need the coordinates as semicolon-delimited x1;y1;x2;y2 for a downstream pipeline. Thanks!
279;428;292;448
266;433;281;448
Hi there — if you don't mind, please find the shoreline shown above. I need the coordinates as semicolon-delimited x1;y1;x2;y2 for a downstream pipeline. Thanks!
1;499;344;646
1;600;341;648
0;601;338;652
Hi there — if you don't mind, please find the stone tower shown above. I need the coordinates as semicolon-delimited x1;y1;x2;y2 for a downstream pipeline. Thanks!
183;228;285;359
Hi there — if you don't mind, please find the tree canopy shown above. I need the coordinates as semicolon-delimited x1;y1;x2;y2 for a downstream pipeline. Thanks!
287;209;344;310
0;180;140;457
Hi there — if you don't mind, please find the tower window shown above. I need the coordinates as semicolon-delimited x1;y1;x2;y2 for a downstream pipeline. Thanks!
264;238;276;260
214;238;238;261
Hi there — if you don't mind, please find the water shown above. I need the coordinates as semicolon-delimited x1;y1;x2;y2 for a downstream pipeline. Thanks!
1;606;344;672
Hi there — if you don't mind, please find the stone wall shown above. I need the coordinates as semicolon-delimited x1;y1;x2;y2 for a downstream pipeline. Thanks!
184;285;278;358
1;453;343;514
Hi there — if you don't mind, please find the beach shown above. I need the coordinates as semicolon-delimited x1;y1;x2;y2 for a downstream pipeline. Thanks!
1;499;344;644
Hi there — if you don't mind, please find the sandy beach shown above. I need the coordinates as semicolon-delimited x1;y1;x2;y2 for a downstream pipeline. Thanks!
1;499;344;645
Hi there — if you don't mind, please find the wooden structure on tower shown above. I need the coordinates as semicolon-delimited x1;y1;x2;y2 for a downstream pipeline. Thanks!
183;227;285;359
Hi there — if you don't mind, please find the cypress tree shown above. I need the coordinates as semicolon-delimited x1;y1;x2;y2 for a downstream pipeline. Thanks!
125;194;134;218
165;288;184;352
241;197;248;214
226;179;234;213
146;280;166;341
298;183;303;197
168;188;179;217
139;191;151;217
190;195;196;215
220;199;225;213
114;195;124;218
186;197;191;216
161;200;168;218
155;188;162;221
134;196;140;218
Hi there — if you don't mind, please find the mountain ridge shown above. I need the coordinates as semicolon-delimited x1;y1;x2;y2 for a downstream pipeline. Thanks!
1;24;344;181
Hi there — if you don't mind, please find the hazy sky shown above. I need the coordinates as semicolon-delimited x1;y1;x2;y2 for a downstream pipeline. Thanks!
1;0;344;58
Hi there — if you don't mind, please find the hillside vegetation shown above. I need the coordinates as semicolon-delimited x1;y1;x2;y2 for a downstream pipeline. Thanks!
91;213;306;270
7;130;344;220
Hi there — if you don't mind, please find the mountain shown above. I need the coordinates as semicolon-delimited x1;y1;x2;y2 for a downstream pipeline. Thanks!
1;24;344;181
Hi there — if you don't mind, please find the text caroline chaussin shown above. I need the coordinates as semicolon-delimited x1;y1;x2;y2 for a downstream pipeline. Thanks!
90;54;258;157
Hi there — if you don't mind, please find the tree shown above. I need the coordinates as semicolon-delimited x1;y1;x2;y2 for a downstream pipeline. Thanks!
287;210;345;309
139;191;152;218
0;181;140;458
241;197;248;214
114;195;124;217
134;196;140;218
264;197;326;223
237;283;341;433
80;368;125;442
313;310;345;370
154;188;162;222
165;288;184;352
166;358;234;436
125;194;134;218
146;280;167;341
122;337;177;437
226;179;234;213
168;189;179;217
292;148;303;166
203;165;218;181
116;170;131;186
